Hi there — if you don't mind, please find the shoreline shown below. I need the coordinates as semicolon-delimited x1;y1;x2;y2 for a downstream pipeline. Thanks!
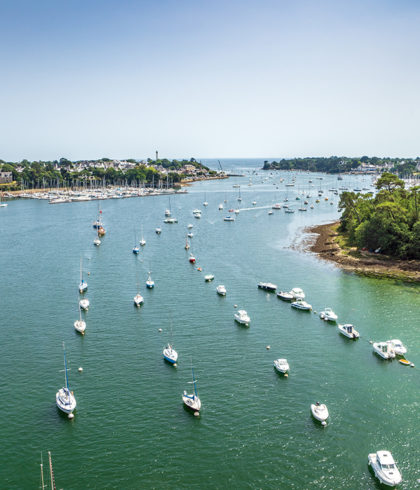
306;221;420;283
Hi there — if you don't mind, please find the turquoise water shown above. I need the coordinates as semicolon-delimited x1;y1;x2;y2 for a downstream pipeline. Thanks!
0;169;419;489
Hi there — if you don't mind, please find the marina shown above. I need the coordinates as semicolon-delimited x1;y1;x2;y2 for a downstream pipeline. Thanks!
0;164;419;488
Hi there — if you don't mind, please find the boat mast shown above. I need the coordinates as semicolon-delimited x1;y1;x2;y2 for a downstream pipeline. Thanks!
191;367;198;398
40;453;46;490
63;343;69;391
48;451;56;490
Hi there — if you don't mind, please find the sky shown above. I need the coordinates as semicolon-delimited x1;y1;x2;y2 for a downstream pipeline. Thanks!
0;0;419;161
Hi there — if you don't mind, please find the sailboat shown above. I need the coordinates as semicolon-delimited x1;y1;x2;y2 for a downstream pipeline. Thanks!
146;271;154;289
133;231;140;254
78;258;88;293
0;193;7;207
134;270;144;307
182;365;201;413
203;193;208;206
56;343;76;418
74;305;86;335
185;236;190;250
93;228;101;246
164;197;171;217
163;322;178;365
139;225;146;246
237;187;242;202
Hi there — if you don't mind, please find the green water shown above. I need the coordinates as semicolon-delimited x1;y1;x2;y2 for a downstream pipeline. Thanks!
0;172;419;489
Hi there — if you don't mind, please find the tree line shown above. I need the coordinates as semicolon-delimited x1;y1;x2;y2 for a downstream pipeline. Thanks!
262;156;419;176
338;173;419;259
0;157;214;190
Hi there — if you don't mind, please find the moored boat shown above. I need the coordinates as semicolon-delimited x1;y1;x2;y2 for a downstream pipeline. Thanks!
319;308;338;322
56;343;76;418
134;293;144;307
163;343;178;365
146;272;154;289
388;339;407;356
291;298;312;311
189;253;196;264
224;216;235;221
79;298;89;311
310;402;329;425
372;342;395;359
234;309;250;326
258;282;277;292
277;290;294;301
216;285;226;296
204;274;214;282
290;287;305;299
182;366;201;414
368;451;402;487
273;358;289;375
338;323;359;339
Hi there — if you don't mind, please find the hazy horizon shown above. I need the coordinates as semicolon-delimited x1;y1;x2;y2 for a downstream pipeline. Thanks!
1;0;419;161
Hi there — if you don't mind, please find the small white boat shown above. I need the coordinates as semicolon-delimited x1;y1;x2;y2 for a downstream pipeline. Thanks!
139;238;146;246
193;209;201;219
146;272;154;289
216;285;226;296
338;323;359;339
224;216;235;221
164;217;178;223
165;208;171;217
268;210;273;215
258;282;277;292
79;299;89;311
290;287;305;299
319;308;338;322
277;291;294;301
310;402;329;425
368;451;402;487
163;343;178;365
182;367;201;413
273;358;289;374
252;201;257;205
187;224;193;229
372;342;395;359
388;339;407;355
155;227;162;234
187;232;193;238
93;236;101;246
134;293;144;307
285;208;295;213
204;274;214;282
234;309;250;326
56;344;77;417
218;203;224;210
78;259;88;293
234;209;240;214
272;203;282;209
291;299;312;311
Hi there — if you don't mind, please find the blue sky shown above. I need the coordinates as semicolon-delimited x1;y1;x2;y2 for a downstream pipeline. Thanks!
1;0;419;161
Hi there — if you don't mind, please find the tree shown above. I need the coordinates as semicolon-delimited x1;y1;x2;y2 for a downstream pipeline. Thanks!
375;172;404;192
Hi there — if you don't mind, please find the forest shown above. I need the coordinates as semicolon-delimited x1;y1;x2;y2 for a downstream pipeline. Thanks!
338;173;419;259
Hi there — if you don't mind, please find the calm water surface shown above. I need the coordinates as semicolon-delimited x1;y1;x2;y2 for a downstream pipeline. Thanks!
0;167;419;489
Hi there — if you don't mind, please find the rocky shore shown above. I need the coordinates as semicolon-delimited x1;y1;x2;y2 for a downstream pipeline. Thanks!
307;221;420;283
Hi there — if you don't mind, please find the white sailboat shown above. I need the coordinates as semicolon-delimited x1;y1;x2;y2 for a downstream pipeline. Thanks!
79;298;89;311
182;365;201;414
146;271;155;289
163;322;178;365
203;193;208;206
74;305;86;335
56;343;76;418
78;258;87;293
139;225;146;246
134;270;144;306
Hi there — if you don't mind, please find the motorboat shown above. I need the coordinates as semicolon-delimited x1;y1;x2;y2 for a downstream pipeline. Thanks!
216;285;226;296
290;287;305;299
272;203;282;209
257;282;277;292
204;274;214;282
163;343;178;365
388;339;407;355
224;216;235;221
187;224;193;229
182;367;201;413
252;201;257;205
189;253;196;264
93;236;101;246
310;402;329;425
277;291;294;301
193;209;201;218
155;227;162;234
187;232;193;238
285;208;295;213
133;293;144;307
273;358;289;375
234;209;240;214
319;308;338;322
372;342;395;359
291;299;312;311
338;323;359;339
268;210;273;215
368;451;402;487
164;217;178;223
146;272;154;289
79;299;89;311
234;309;250;326
56;344;77;417
218;203;224;210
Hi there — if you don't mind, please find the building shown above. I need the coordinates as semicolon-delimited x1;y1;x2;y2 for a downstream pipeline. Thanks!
0;171;13;183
